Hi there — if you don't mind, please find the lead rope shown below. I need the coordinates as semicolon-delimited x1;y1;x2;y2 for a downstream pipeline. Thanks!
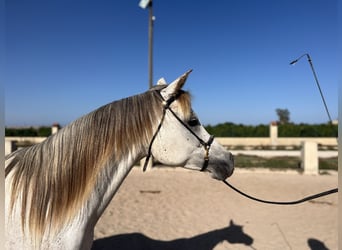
224;54;338;205
222;180;338;205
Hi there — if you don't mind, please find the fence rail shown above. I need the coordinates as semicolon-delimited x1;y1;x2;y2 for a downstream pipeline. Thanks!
5;122;338;175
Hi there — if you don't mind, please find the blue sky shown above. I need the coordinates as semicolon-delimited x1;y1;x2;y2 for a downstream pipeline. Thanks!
5;0;338;126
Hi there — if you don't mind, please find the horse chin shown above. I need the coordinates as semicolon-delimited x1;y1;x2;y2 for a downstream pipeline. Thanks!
184;161;234;181
183;163;202;171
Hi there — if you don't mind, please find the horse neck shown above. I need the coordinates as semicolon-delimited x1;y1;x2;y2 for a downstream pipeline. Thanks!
81;121;155;226
86;153;141;224
5;92;165;249
55;94;163;232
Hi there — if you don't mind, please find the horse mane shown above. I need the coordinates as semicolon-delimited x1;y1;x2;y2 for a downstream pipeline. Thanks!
5;88;192;245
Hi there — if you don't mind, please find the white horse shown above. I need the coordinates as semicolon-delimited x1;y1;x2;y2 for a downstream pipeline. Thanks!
5;70;234;250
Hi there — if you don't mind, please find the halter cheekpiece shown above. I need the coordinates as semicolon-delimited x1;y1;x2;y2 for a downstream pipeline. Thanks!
143;90;215;172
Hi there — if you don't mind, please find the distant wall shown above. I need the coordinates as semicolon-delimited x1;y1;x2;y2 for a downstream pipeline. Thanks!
5;123;338;155
5;137;47;155
5;136;337;156
5;137;47;144
216;137;337;148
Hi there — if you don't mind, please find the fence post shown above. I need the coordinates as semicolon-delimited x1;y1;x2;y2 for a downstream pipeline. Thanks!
5;140;17;156
51;123;60;134
270;122;278;148
301;141;318;175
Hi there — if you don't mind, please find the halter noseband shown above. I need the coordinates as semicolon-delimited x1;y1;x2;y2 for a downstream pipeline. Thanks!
143;90;215;172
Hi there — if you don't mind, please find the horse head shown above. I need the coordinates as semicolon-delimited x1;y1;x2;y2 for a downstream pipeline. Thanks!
149;70;234;180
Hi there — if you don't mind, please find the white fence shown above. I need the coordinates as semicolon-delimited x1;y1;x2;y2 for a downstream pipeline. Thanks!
5;123;338;175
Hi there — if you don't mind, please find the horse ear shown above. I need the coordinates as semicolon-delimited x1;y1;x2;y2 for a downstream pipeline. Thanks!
230;220;234;226
161;69;192;98
156;77;167;85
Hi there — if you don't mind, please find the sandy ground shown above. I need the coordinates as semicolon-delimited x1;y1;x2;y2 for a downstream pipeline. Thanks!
92;167;338;250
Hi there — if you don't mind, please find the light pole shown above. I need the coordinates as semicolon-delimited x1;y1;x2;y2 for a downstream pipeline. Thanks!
290;53;333;124
139;0;154;89
139;0;155;170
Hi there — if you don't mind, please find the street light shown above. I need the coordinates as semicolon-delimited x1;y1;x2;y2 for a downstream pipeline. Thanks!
290;53;333;124
139;0;154;89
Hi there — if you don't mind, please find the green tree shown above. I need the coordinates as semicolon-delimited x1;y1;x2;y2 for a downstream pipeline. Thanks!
37;126;52;137
276;108;290;124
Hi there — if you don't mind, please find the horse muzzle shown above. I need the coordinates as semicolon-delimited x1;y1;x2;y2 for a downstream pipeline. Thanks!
207;152;234;181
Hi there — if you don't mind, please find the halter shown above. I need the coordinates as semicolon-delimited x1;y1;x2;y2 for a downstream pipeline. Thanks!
143;90;215;172
142;87;338;205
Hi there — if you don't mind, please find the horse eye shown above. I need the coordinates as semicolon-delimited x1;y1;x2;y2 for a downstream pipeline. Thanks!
188;118;201;127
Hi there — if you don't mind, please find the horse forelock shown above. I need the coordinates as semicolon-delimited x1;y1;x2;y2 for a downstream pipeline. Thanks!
6;88;193;246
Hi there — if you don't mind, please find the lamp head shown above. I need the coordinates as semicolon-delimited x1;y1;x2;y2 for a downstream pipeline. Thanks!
289;59;298;65
139;0;152;9
290;53;310;65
